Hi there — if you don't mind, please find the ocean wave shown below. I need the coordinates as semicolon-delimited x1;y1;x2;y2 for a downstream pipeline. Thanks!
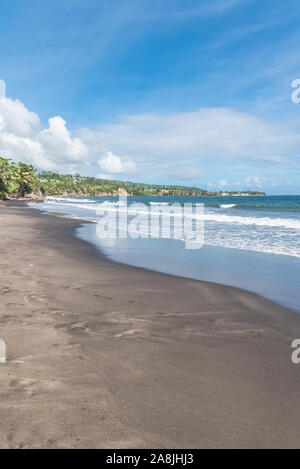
150;202;170;205
204;238;300;258
46;197;96;203
203;213;300;230
28;198;300;258
100;201;126;205
45;201;99;210
234;204;300;212
44;199;300;230
219;204;237;209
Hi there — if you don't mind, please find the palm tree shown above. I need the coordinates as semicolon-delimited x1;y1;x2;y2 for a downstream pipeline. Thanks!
0;157;16;199
14;162;36;197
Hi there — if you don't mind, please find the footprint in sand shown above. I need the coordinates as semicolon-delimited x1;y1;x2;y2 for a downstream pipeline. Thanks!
93;294;113;301
0;314;19;326
10;354;35;365
23;293;47;305
64;342;83;350
56;321;96;336
114;328;144;339
9;376;63;397
49;308;74;317
9;377;37;397
67;284;86;291
0;286;12;294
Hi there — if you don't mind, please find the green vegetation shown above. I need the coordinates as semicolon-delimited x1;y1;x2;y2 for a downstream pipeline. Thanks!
0;157;209;198
37;171;208;197
0;157;39;199
0;157;266;199
215;190;266;196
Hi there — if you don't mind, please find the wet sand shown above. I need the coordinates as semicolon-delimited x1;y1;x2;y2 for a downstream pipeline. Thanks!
0;201;300;448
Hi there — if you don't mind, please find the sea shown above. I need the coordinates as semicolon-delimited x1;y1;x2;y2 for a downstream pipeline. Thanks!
29;195;300;312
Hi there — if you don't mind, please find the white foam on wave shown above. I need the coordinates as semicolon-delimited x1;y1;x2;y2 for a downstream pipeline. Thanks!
44;199;300;230
219;204;237;209
29;198;300;258
150;202;170;205
47;202;98;210
100;201;126;206
203;213;300;230
204;235;300;258
46;197;96;203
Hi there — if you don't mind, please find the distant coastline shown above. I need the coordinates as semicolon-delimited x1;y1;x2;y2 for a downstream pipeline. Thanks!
0;157;266;200
9;191;266;202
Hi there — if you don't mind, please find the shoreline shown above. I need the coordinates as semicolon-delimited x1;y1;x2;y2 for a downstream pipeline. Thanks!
31;198;300;313
24;200;296;314
76;222;300;313
2;191;267;202
1;201;300;448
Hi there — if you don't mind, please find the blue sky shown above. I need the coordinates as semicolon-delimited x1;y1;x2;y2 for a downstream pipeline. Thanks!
1;0;300;193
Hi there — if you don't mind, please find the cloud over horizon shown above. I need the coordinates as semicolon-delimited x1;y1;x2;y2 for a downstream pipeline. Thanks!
0;97;89;172
0;94;300;190
82;108;300;164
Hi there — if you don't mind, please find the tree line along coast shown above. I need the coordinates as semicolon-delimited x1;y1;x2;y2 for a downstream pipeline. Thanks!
0;157;265;200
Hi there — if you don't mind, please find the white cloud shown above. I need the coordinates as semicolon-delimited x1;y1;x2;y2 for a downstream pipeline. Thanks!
0;98;88;171
219;179;228;187
245;176;265;188
98;150;136;176
1;95;300;183
38;116;88;164
0;97;39;137
83;108;300;167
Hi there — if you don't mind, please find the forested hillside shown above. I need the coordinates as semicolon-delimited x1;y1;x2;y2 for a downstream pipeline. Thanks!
0;157;265;199
0;157;208;199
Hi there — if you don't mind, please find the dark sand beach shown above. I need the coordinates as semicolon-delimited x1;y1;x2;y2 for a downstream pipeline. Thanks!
0;201;300;449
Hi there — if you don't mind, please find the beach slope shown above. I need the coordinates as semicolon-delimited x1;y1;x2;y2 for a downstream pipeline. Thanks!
0;202;300;448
